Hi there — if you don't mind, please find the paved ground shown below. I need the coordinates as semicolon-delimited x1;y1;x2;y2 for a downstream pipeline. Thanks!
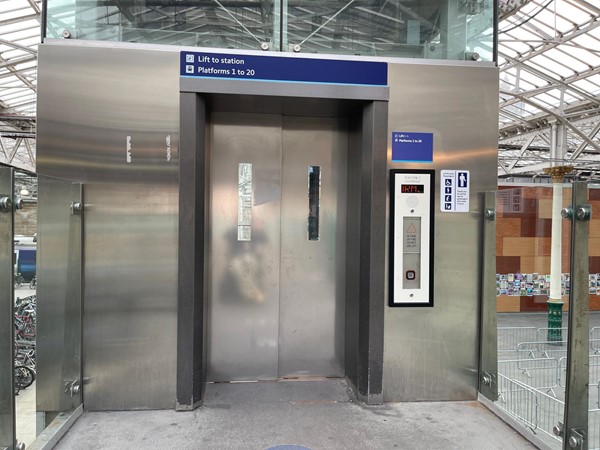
54;379;535;450
46;311;600;449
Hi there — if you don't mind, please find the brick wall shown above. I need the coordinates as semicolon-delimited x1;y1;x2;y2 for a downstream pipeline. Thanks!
496;185;600;312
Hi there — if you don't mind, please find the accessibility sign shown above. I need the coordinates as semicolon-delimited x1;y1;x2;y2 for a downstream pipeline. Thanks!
440;170;470;212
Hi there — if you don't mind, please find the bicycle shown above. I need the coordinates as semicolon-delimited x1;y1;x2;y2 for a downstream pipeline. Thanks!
14;365;35;391
13;273;24;288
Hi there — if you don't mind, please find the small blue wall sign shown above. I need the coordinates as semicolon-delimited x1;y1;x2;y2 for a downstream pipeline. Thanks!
391;132;434;163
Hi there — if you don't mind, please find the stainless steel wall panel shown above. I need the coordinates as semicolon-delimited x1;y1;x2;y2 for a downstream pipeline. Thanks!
181;77;389;102
37;43;179;410
37;176;83;414
0;166;15;449
207;112;282;381
383;64;499;401
37;44;180;185
82;181;178;409
279;116;347;378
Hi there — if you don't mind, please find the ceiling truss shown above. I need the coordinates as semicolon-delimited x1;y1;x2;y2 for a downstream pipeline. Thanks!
498;0;600;181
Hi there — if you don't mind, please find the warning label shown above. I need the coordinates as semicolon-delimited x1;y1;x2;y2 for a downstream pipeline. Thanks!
403;217;421;251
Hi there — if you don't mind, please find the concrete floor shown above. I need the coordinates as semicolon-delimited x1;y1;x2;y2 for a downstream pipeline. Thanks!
15;380;36;447
54;379;535;450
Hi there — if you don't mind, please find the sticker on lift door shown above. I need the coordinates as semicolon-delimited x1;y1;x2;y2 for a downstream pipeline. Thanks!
440;170;469;212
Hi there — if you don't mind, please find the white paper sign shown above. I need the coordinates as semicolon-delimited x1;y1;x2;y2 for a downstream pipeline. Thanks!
440;170;469;212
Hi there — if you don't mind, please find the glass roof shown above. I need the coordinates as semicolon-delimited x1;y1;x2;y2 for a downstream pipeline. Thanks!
0;0;599;179
0;0;39;171
498;0;600;181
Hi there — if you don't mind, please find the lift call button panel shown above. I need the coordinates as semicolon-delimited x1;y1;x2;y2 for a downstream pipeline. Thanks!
389;170;435;307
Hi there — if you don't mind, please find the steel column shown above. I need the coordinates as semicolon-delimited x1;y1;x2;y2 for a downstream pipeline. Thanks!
176;93;207;410
0;166;14;450
563;181;590;450
479;191;498;401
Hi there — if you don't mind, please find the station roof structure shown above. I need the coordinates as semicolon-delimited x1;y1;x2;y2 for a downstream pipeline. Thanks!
0;0;38;171
0;0;599;180
498;0;600;182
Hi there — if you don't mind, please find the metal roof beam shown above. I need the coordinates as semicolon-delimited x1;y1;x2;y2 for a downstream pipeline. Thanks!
23;138;34;165
0;38;37;55
570;122;600;160
500;89;600;152
504;154;600;175
500;16;600;71
6;137;23;164
26;0;42;15
500;53;600;106
569;0;600;15
0;14;39;28
509;134;538;170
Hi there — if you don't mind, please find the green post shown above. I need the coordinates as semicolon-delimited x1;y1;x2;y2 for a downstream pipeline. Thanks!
547;300;564;342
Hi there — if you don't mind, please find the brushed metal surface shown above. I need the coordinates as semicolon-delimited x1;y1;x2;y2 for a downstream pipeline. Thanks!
0;166;15;449
207;112;348;380
479;191;498;401
37;176;82;414
37;43;179;409
181;77;389;101
383;63;499;401
207;112;282;381
564;182;590;446
176;93;207;409
343;102;388;404
279;116;346;378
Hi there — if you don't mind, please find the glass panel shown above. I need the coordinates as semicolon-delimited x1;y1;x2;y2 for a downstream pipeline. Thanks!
46;0;278;51
12;174;83;446
494;183;571;449
466;0;494;62
13;170;37;448
308;165;320;241
0;166;15;450
284;0;494;61
46;0;494;61
238;163;252;241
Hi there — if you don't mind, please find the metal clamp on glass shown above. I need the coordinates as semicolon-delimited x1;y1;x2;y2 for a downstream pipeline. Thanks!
0;195;12;212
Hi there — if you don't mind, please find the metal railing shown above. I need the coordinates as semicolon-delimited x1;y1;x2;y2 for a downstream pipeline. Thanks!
591;327;600;354
498;358;559;397
498;327;537;352
496;374;563;442
497;325;599;448
516;340;568;360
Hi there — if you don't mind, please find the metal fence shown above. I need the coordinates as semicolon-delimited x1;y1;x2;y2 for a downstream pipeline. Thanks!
496;374;563;442
592;327;600;353
498;327;537;353
498;358;559;396
497;326;599;449
516;340;568;360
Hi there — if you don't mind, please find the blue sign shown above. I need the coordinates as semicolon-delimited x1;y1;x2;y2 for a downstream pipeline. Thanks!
391;132;434;163
181;51;387;86
458;171;468;188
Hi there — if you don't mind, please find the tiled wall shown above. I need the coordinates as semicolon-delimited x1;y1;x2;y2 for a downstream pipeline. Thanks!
496;185;600;312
